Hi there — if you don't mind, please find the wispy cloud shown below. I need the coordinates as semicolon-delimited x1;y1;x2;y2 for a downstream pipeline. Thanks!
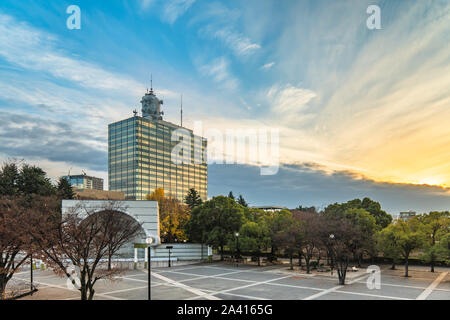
139;0;195;24
199;57;239;90
212;28;261;56
192;2;261;57
162;0;196;24
261;62;275;70
0;14;144;96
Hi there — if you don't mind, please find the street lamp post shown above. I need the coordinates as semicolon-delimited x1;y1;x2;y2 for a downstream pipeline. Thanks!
30;254;34;293
166;246;173;268
235;232;240;267
329;234;335;276
146;237;155;300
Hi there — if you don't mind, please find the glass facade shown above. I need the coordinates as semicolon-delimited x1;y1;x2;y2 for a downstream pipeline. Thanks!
62;175;104;190
108;116;207;201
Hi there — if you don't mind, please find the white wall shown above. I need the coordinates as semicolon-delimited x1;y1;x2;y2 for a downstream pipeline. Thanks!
61;200;160;245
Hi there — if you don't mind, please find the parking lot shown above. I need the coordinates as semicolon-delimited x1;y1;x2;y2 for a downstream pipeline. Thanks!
14;262;450;300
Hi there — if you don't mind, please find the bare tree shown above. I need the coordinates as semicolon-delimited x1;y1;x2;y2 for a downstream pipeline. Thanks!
0;196;58;299
322;218;365;285
292;210;322;274
30;201;143;300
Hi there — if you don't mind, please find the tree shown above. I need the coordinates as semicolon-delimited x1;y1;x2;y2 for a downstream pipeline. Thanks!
324;198;392;230
57;176;75;200
382;218;426;277
0;195;59;299
186;196;244;260
159;197;190;243
148;189;190;243
237;195;248;207
184;188;202;210
263;209;293;261
292;210;322;273
320;206;376;285
324;203;377;267
323;217;365;285
233;220;271;266
30;201;143;300
377;227;402;269
419;211;450;272
16;164;55;196
146;188;165;203
228;191;235;200
0;162;19;196
0;162;56;197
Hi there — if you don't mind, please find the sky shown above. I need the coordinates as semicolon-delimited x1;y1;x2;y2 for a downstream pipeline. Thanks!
0;0;449;215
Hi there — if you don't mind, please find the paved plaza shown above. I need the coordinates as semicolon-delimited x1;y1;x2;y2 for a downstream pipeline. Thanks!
13;262;450;300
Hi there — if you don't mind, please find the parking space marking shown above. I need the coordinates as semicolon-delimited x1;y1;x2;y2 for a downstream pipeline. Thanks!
416;272;448;300
190;275;291;300
149;270;221;300
303;273;370;300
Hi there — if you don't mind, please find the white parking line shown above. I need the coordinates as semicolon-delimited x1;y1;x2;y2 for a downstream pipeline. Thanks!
146;270;222;300
303;273;370;300
416;272;448;300
190;275;291;300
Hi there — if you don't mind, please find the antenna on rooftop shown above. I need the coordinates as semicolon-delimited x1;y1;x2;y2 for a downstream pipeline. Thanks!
150;73;153;93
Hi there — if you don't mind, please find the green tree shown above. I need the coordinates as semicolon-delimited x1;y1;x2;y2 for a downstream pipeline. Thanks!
184;188;203;210
233;220;271;266
377;227;402;269
186;196;244;260
16;164;55;196
228;191;235;200
57;177;75;200
0;163;19;196
383;218;426;277
262;209;293;261
324;198;392;230
237;195;248;207
419;211;450;272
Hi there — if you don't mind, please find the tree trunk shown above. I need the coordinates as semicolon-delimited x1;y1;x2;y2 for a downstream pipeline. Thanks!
220;245;224;261
298;251;302;267
0;277;7;300
258;255;261;267
430;255;435;273
289;255;293;270
108;255;112;271
391;261;396;270
358;253;362;268
88;286;95;300
305;257;310;274
404;255;409;277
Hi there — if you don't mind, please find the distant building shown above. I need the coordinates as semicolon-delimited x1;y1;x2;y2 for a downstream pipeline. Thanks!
108;87;207;201
63;174;104;190
399;211;416;221
252;206;288;212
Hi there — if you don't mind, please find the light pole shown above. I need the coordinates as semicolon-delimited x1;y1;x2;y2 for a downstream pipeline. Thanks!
146;237;155;300
329;234;335;276
235;232;240;267
166;246;173;268
30;254;34;293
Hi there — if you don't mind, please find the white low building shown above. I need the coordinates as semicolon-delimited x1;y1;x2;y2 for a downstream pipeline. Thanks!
62;200;211;266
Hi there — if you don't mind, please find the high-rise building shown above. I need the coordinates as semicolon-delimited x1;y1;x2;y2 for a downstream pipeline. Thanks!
108;88;207;201
63;173;104;190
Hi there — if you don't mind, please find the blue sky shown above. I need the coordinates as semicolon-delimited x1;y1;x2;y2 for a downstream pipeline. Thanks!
0;0;449;215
